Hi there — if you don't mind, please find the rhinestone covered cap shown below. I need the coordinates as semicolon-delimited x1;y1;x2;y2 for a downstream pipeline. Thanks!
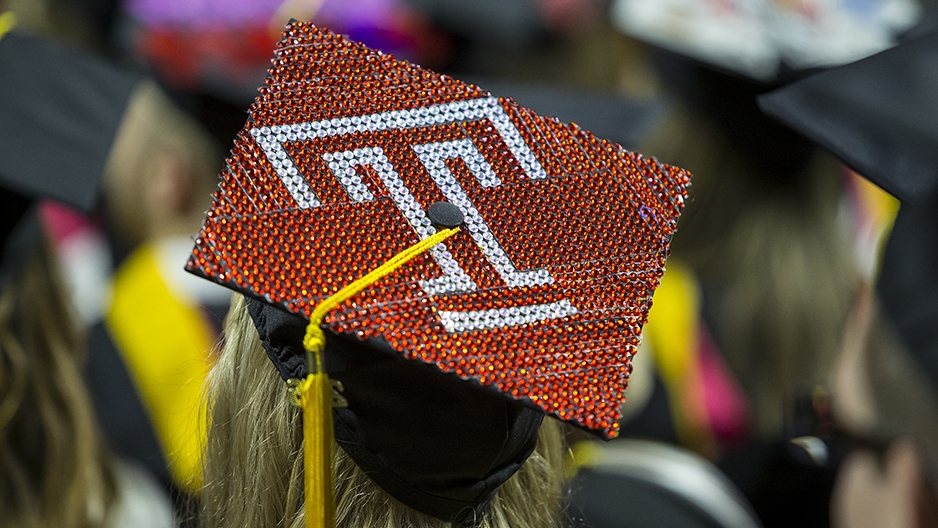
187;21;691;438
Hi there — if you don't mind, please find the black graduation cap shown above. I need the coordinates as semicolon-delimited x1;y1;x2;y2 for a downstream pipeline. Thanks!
757;32;938;393
0;29;140;274
613;0;923;189
758;32;938;204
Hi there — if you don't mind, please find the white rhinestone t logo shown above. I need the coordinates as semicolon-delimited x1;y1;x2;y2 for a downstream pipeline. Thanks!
250;96;577;332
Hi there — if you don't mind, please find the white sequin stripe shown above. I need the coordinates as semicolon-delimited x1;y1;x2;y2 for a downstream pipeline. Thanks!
252;132;320;207
324;146;478;295
322;149;376;202
416;138;501;187
438;300;578;333
248;96;547;208
414;140;553;289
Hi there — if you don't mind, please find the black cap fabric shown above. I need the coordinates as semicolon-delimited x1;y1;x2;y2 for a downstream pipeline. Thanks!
654;54;816;185
0;31;140;213
757;33;938;203
0;30;141;282
877;199;938;396
246;298;544;525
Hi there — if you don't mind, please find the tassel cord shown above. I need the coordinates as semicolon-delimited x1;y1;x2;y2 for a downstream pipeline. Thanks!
294;227;460;528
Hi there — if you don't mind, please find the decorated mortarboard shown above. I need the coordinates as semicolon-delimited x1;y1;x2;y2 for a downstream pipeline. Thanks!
612;0;920;82
0;18;140;279
758;32;938;405
186;20;690;527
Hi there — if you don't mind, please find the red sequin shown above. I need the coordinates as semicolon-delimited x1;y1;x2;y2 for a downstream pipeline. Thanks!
187;21;691;438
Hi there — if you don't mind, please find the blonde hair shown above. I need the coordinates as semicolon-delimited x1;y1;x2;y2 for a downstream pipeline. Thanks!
202;295;567;528
0;238;116;527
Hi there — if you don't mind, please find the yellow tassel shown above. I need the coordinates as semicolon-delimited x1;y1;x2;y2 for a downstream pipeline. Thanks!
295;227;460;528
295;372;335;528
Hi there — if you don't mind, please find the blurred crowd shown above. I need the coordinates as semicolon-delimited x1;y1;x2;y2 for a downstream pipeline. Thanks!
1;0;937;527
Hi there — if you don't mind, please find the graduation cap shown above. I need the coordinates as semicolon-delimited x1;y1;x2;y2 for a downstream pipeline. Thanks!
757;32;938;400
758;32;938;204
0;24;140;280
187;21;691;526
611;0;921;82
612;0;922;190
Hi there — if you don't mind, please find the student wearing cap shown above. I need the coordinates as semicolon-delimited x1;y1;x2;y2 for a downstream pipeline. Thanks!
2;3;230;511
1;0;228;508
586;4;919;525
0;22;172;528
204;295;567;528
635;67;858;443
187;21;691;528
759;25;938;528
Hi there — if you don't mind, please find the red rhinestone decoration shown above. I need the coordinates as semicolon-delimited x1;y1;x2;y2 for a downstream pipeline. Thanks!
187;21;691;438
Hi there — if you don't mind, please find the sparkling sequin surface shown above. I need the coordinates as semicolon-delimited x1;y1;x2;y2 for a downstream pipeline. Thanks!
187;21;691;438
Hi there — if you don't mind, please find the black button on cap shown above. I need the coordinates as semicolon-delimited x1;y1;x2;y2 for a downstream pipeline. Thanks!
427;201;465;228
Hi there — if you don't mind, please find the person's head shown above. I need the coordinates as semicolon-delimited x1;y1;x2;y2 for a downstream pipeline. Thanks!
758;30;938;527
103;80;223;248
201;294;567;528
640;95;858;436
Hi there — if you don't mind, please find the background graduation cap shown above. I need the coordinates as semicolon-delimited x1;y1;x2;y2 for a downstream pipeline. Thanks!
611;0;923;190
0;25;140;278
611;0;921;82
187;20;691;527
758;29;938;398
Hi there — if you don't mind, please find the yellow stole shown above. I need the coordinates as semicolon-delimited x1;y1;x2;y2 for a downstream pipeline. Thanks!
643;260;716;456
106;244;214;492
